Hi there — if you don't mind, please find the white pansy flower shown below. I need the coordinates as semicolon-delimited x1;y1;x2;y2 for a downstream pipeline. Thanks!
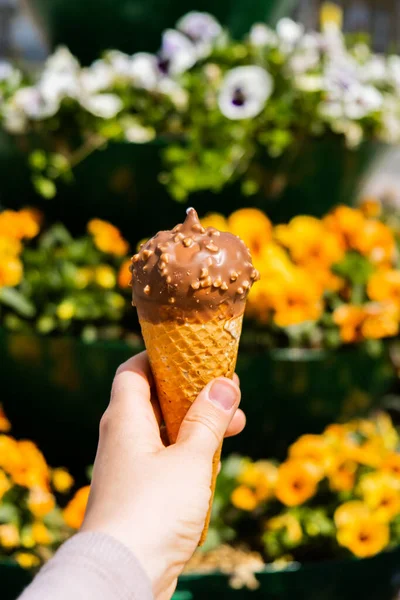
276;18;304;52
344;85;383;119
12;87;60;120
320;27;346;58
359;55;387;84
107;50;134;78
289;50;320;74
321;83;383;121
249;24;277;47
177;11;222;57
218;66;273;120
0;61;14;82
323;58;359;93
81;93;123;118
45;46;80;75
158;29;197;75
39;71;80;104
81;60;115;94
130;53;160;90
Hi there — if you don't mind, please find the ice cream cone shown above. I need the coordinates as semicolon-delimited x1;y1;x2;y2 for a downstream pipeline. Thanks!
130;208;259;546
138;307;244;544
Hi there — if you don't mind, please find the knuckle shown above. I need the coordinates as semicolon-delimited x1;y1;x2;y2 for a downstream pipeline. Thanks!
184;412;222;446
99;409;113;438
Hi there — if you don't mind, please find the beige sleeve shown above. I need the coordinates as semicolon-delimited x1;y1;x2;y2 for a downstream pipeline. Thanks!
18;532;154;600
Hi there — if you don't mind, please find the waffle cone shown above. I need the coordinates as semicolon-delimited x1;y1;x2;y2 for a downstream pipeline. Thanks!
139;309;244;545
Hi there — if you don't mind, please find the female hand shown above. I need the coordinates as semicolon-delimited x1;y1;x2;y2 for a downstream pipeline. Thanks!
81;351;244;600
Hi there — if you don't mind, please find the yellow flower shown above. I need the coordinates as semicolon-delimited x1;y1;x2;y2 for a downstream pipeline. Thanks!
228;208;272;260
272;268;324;328
328;457;357;492
368;269;400;305
267;513;303;544
0;436;23;476
382;453;400;479
361;302;399;340
352;220;395;265
238;461;278;502
75;267;93;289
345;439;385;469
0;405;11;433
63;486;91;529
0;256;23;288
358;472;400;522
14;552;40;569
289;434;333;475
27;487;55;518
52;468;74;493
0;524;19;549
333;304;365;343
118;258;132;288
231;485;258;511
275;216;344;270
56;300;76;321
320;2;343;30
0;209;41;240
360;198;382;219
324;423;348;441
0;470;11;501
275;460;321;507
375;412;399;450
337;517;389;558
87;219;129;256
95;265;117;289
201;212;229;232
32;522;52;545
13;440;50;490
334;501;370;528
324;206;366;249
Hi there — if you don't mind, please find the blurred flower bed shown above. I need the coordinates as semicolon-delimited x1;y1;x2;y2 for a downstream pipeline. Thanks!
0;12;399;200
0;208;133;340
206;200;400;349
2;407;400;577
2;200;400;350
201;412;400;567
0;407;88;570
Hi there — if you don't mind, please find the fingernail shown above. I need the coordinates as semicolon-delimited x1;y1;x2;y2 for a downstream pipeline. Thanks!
209;380;238;411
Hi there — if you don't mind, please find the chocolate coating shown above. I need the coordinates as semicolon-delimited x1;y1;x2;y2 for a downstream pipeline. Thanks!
130;208;260;322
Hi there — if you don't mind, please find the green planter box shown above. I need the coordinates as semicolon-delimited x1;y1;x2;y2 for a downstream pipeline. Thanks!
0;561;32;600
0;330;395;474
25;0;298;64
2;547;400;600
174;547;400;600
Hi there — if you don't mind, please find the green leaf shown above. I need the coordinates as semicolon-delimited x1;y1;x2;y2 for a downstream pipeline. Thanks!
32;176;57;199
0;287;35;317
332;252;374;288
29;150;47;171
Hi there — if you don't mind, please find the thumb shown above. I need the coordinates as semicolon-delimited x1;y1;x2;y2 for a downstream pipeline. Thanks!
176;378;241;461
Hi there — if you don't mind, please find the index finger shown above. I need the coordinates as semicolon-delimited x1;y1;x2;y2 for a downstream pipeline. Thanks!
103;351;163;453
